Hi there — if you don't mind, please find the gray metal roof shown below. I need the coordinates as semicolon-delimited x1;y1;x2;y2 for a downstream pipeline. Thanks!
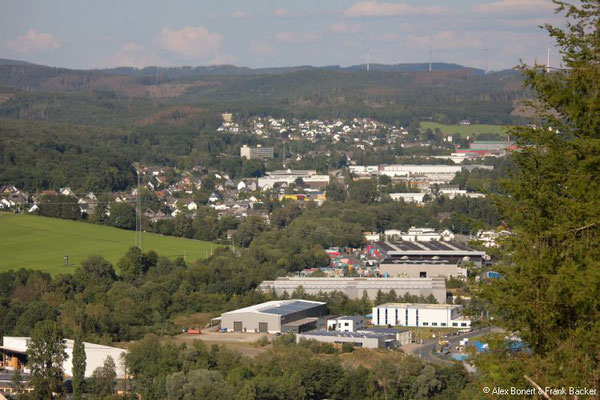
299;330;392;339
364;327;411;335
377;240;486;256
261;300;323;315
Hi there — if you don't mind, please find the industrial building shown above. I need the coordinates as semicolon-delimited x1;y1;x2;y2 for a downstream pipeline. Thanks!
379;165;462;182
377;240;487;266
258;277;447;303
297;330;398;349
459;140;517;155
388;193;428;205
362;327;413;346
0;336;128;378
220;299;327;334
372;303;471;328
297;315;412;349
378;261;467;279
257;169;330;189
349;164;494;184
240;144;274;159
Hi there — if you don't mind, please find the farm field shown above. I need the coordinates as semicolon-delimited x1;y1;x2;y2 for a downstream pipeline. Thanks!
421;121;509;137
0;212;218;274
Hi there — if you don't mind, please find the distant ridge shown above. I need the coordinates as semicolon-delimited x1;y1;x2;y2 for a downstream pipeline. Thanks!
0;57;525;126
0;58;38;67
0;58;486;77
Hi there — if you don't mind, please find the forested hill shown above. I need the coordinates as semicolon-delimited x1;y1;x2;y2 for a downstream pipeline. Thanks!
0;58;485;76
0;58;526;125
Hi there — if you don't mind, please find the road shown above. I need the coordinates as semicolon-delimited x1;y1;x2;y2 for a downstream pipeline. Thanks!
405;327;494;365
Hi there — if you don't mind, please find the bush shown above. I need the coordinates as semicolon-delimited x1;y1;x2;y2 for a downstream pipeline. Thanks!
341;342;354;353
256;335;270;347
447;277;464;289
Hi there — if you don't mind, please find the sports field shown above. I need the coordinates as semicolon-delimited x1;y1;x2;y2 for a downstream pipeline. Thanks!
0;212;218;274
421;121;509;137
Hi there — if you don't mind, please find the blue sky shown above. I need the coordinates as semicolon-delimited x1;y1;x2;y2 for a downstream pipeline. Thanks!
1;0;562;70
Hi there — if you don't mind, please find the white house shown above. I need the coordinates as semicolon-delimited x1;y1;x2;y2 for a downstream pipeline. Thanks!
383;229;403;239
59;187;76;197
372;303;471;328
364;232;381;241
326;316;364;332
401;227;441;242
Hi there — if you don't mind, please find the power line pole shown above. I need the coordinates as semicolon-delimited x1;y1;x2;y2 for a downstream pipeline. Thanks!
134;166;143;250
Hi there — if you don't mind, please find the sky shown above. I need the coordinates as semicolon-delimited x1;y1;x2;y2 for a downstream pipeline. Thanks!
0;0;563;71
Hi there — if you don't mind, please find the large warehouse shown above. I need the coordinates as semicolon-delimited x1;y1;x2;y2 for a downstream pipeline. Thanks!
258;277;447;303
377;241;487;266
220;300;328;334
0;336;128;378
372;303;471;328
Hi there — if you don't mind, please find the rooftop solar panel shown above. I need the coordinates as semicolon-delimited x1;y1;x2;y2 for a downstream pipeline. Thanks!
376;242;396;252
301;330;389;339
395;242;422;251
424;242;448;250
261;300;321;315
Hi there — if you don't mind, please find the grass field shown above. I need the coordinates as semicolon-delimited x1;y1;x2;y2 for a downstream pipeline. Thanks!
421;121;508;137
0;212;218;274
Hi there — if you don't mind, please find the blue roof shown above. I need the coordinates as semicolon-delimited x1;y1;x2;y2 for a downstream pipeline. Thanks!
261;300;323;316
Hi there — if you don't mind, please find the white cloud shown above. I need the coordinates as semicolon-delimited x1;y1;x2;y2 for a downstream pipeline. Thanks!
7;29;61;53
100;42;168;68
345;2;449;18
155;26;223;60
329;21;363;34
275;32;319;43
473;0;555;14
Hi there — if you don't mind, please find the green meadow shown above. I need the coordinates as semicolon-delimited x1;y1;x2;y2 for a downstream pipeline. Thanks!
0;212;218;274
420;121;509;137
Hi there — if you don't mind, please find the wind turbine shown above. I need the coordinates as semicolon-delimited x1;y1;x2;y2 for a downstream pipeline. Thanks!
546;46;551;72
484;48;488;74
429;45;432;72
366;46;373;71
